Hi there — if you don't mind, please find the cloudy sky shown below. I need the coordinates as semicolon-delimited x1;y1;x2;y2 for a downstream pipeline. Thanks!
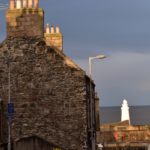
1;0;150;106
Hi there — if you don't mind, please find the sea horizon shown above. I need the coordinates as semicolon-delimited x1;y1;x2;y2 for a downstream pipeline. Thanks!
100;105;150;125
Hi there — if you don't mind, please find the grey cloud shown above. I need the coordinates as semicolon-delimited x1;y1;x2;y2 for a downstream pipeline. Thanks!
40;0;150;57
75;52;150;106
1;0;150;55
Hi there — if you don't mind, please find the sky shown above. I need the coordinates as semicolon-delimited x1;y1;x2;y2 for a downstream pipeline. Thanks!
1;0;150;106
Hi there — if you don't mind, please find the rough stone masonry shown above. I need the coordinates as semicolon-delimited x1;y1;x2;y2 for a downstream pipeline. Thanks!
0;0;100;150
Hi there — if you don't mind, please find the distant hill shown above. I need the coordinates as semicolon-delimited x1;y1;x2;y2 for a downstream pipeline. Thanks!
100;106;150;125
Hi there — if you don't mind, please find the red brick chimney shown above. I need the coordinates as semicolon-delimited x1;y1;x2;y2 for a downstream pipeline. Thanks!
6;0;44;38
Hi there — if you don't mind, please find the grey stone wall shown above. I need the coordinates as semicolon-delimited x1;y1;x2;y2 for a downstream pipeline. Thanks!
0;37;89;150
0;101;2;143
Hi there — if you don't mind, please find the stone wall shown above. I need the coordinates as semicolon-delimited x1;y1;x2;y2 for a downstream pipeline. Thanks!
44;27;63;51
0;37;93;150
100;124;150;144
0;101;2;143
14;136;64;150
6;8;44;37
102;144;148;150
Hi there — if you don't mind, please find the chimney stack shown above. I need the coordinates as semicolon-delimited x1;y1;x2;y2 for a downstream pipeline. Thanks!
45;24;63;51
6;0;44;37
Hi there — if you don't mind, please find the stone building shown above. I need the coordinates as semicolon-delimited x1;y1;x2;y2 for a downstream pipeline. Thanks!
0;100;2;143
100;121;150;149
0;0;100;150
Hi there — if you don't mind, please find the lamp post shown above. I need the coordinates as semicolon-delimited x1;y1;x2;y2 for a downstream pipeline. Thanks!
88;54;106;150
0;98;2;142
7;58;11;150
7;57;14;150
89;55;106;77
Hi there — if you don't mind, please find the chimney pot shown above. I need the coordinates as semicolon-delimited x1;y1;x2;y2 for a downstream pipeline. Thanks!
16;0;22;9
56;26;60;34
23;0;27;8
51;26;55;34
28;0;33;8
46;24;50;34
34;0;39;8
10;0;15;9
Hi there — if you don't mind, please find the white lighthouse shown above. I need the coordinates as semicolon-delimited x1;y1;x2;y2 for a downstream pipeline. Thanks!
121;99;130;125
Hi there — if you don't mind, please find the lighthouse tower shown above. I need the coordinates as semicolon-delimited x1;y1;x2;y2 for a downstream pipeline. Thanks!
121;99;130;125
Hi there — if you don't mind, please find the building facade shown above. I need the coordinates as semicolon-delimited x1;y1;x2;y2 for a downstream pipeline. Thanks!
0;0;100;150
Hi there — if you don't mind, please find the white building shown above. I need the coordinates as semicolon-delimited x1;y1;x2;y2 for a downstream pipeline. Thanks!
121;99;131;125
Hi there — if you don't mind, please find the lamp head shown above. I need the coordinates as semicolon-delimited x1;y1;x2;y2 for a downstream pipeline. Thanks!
95;55;106;59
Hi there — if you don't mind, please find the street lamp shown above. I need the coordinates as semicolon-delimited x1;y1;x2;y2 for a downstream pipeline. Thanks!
7;57;14;150
88;54;106;150
89;55;106;77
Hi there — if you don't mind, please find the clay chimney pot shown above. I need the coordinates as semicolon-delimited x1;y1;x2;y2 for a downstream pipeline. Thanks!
46;24;50;34
28;0;33;8
34;0;39;8
10;0;15;9
23;0;27;8
56;26;60;34
16;0;22;9
51;26;55;34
